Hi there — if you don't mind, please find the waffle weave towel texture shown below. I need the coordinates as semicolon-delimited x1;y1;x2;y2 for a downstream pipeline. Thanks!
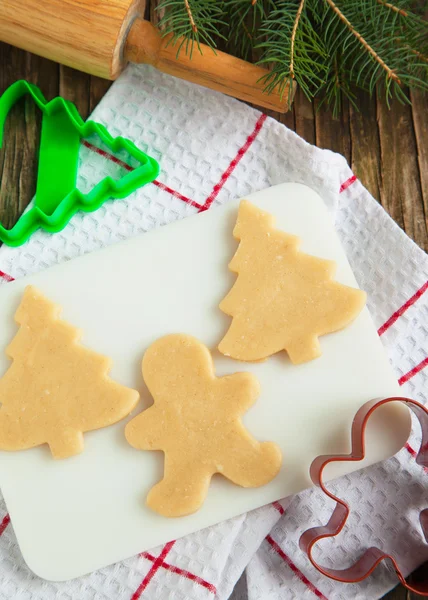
0;64;427;600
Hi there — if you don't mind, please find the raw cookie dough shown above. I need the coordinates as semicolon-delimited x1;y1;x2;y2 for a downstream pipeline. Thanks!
125;334;282;517
219;200;366;364
0;286;139;459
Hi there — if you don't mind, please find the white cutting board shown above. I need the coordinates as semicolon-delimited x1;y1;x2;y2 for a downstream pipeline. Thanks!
0;183;410;581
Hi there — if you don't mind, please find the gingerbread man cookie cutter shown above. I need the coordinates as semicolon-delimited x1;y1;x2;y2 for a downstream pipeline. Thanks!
299;396;428;596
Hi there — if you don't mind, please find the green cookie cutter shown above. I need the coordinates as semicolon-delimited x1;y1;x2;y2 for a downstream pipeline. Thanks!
0;80;160;247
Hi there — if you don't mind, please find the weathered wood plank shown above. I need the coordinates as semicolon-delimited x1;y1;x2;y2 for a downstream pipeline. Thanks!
89;77;112;115
0;43;58;229
294;87;315;146
410;90;428;219
263;103;295;131
60;67;111;122
349;89;382;202
314;95;351;165
59;65;91;118
376;91;427;253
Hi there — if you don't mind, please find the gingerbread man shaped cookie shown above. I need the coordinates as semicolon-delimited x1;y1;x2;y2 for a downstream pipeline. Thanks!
125;334;282;517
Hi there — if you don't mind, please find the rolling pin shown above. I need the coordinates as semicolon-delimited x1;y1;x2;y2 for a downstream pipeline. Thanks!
0;0;292;112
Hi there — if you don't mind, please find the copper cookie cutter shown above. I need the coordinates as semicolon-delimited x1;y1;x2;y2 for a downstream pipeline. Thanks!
299;396;428;596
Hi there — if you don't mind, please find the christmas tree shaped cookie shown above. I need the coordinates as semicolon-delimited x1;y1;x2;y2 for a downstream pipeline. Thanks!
125;334;282;517
218;201;366;364
0;286;139;459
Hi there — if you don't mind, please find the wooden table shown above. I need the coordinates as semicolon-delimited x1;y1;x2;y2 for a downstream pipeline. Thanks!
0;27;427;600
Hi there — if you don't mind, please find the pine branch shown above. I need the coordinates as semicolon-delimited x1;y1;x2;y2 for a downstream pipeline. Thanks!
156;0;227;56
314;0;428;112
184;0;197;32
256;0;328;102
410;48;428;62
156;0;428;114
290;0;306;78
376;0;408;16
224;0;273;60
323;0;401;83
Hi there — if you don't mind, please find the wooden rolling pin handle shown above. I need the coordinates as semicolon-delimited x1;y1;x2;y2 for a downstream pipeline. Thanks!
125;20;293;113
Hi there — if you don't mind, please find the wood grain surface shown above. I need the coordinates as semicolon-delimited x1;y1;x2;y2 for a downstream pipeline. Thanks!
0;0;141;79
0;0;293;111
0;3;427;597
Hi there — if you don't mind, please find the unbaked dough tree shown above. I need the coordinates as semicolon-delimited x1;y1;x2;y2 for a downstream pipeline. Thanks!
125;334;282;517
218;200;366;364
0;286;139;459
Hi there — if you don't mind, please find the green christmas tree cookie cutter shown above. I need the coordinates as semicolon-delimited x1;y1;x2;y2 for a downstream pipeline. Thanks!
0;80;160;247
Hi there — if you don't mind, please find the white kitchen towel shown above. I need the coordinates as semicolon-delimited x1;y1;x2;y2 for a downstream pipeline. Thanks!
0;64;426;600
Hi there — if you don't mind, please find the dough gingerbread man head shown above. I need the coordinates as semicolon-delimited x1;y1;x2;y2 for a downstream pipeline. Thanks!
125;334;282;517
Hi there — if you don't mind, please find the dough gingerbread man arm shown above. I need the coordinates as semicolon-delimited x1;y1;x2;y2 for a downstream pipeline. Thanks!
125;406;168;451
125;334;282;517
215;371;260;412
213;420;281;487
